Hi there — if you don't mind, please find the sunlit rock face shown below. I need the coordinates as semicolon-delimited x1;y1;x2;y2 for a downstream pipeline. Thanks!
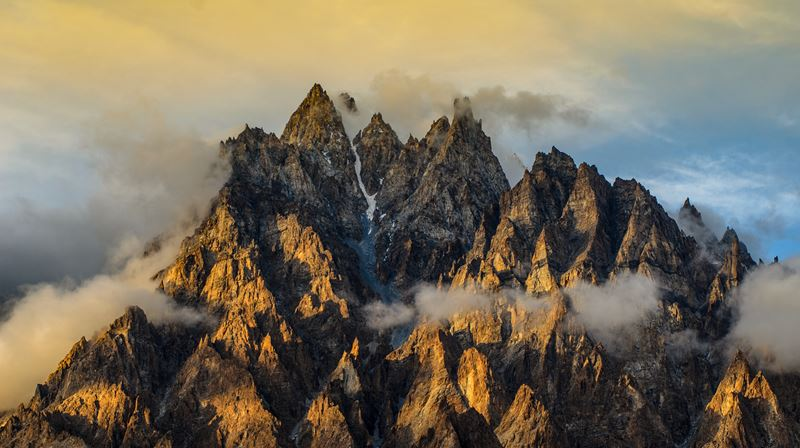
3;84;797;448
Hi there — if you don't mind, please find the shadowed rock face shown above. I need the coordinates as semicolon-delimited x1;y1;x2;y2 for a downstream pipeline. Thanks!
354;113;404;197
371;97;510;288
2;84;795;448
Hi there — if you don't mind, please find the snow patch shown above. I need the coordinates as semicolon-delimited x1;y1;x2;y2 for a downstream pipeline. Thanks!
351;145;376;220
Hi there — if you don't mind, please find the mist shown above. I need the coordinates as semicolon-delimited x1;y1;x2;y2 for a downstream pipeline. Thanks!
364;285;551;331
565;273;661;353
0;100;229;296
0;100;228;409
0;230;212;410
728;257;800;371
334;71;593;184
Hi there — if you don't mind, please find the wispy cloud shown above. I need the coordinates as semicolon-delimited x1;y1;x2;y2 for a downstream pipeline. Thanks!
363;285;549;331
365;275;660;356
643;154;800;258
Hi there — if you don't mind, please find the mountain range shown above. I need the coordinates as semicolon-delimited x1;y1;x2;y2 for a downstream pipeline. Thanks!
0;84;796;448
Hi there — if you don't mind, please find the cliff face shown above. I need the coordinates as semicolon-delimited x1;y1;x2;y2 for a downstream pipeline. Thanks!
1;84;793;448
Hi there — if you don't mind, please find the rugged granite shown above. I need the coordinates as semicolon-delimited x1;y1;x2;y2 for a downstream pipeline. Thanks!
0;84;794;448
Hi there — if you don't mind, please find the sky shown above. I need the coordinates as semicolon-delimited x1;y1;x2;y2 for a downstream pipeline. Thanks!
0;0;798;295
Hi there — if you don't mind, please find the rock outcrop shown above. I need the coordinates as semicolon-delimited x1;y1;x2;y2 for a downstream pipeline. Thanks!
692;351;797;447
372;98;510;287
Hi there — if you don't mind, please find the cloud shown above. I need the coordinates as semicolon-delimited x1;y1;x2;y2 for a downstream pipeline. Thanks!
0;101;229;296
728;257;800;371
471;85;591;131
364;70;591;135
86;100;230;240
0;230;212;410
566;273;661;352
363;301;415;331
674;201;727;264
647;154;800;259
676;201;725;245
336;71;594;184
414;285;495;322
665;329;710;358
363;285;551;331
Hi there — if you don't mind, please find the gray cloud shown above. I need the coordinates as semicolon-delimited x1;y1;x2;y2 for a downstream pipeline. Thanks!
471;85;591;131
728;257;800;371
0;231;212;410
665;329;710;359
674;201;727;264
363;301;415;331
335;71;593;184
566;273;661;353
0;101;229;296
363;285;550;331
0;100;228;408
676;201;725;245
363;71;591;136
0;200;109;297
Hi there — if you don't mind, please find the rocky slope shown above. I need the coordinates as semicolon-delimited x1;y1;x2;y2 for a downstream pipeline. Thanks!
0;84;795;447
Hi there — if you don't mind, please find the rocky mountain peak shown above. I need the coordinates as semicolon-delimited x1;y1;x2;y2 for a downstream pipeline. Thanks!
2;84;790;448
370;112;385;125
719;228;755;267
720;227;739;245
681;197;703;222
453;96;475;121
369;97;509;286
338;91;358;113
354;112;403;196
422;116;451;149
110;305;149;332
534;146;576;170
281;83;348;152
693;350;793;446
446;96;487;150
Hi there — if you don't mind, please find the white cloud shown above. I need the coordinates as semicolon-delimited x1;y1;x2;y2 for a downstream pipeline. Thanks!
566;273;661;352
363;301;415;331
0;231;211;410
0;101;229;295
728;257;800;371
645;154;800;258
363;285;550;330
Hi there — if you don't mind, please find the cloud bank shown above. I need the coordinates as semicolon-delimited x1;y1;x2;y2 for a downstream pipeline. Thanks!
364;275;659;346
0;231;211;410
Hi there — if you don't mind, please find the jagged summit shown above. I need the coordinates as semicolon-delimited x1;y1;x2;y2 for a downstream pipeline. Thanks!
281;83;349;151
371;96;509;286
338;91;358;113
354;110;403;196
423;115;451;148
453;96;475;121
681;197;700;216
370;112;385;124
2;84;790;448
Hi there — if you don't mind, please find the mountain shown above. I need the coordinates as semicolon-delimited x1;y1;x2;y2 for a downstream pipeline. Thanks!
0;84;795;448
